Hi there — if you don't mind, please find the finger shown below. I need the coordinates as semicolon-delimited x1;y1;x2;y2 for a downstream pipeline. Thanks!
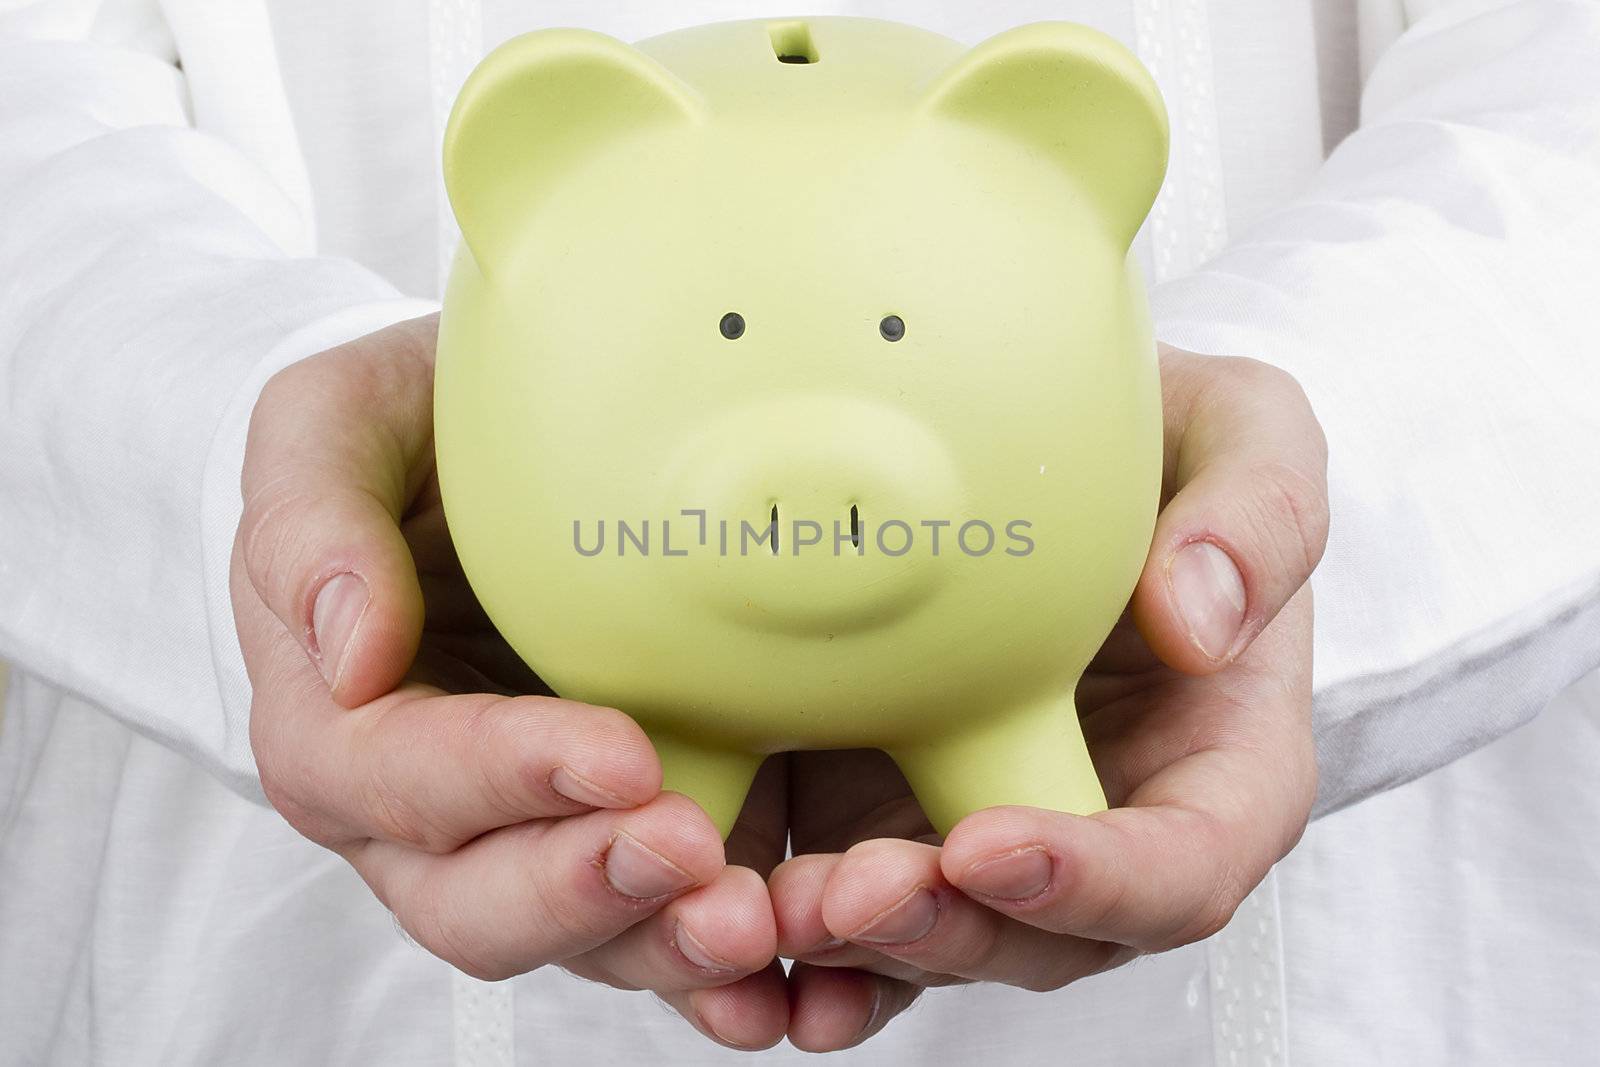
1133;347;1328;673
350;697;656;857
786;963;921;1053
272;687;661;853
774;852;898;971
350;793;723;981
237;542;662;852
1104;578;1316;796
657;962;791;1052
946;615;1313;948
771;852;953;983
348;692;661;850
820;839;1131;991
944;746;1313;953
773;852;845;960
238;314;439;705
949;590;1314;950
943;803;1243;951
571;866;777;992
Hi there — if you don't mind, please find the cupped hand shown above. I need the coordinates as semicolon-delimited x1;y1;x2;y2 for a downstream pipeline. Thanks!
767;346;1329;1052
230;314;788;1050
232;325;1327;1054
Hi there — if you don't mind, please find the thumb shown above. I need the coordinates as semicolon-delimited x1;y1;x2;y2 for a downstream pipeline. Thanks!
1132;349;1330;674
236;314;439;706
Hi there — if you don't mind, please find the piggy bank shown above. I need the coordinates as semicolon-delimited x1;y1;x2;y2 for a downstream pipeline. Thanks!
435;17;1168;835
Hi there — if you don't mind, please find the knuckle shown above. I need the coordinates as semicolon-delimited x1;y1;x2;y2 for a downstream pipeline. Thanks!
365;778;431;851
1151;888;1236;953
463;697;558;816
249;704;304;813
257;767;316;838
1201;355;1285;411
1284;381;1330;467
1176;820;1252;947
251;363;302;421
1135;811;1251;952
254;743;350;851
1220;355;1296;398
407;874;520;982
1247;460;1331;576
1182;882;1245;945
362;729;454;852
265;355;313;392
1077;854;1133;934
541;864;629;944
238;476;317;605
1218;358;1330;467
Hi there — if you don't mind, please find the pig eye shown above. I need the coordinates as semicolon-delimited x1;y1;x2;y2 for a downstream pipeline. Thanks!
879;314;906;342
719;312;745;340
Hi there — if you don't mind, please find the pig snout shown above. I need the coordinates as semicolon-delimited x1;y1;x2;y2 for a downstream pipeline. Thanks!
658;395;964;633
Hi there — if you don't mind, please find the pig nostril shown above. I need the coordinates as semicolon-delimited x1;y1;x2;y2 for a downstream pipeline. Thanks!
770;503;780;556
849;504;861;549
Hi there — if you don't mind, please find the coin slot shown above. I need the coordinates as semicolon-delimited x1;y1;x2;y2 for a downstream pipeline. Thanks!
770;22;817;64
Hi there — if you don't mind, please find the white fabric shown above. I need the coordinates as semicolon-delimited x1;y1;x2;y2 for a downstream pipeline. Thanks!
1154;0;1600;814
1;0;1597;1063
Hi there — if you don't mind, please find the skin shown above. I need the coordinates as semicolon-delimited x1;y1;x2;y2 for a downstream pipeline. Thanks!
232;313;1328;1051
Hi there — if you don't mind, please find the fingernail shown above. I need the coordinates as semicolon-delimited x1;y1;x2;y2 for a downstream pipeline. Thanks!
674;922;739;974
858;979;886;1042
691;1002;760;1052
1168;541;1246;660
850;887;938;945
550;767;632;809
960;847;1053;902
603;832;697;899
311;573;369;688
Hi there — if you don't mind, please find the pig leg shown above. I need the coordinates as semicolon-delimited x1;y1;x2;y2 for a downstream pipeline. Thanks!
890;696;1107;835
647;730;765;840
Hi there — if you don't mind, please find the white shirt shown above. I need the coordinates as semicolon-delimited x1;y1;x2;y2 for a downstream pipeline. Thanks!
2;1;1598;1063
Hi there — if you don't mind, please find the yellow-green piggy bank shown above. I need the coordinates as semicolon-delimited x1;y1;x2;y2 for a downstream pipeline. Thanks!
435;17;1168;835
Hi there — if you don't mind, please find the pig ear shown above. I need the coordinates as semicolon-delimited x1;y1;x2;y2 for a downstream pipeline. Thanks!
443;29;704;272
920;23;1168;250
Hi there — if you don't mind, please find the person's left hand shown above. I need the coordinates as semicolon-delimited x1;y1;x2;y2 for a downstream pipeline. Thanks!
761;347;1328;1051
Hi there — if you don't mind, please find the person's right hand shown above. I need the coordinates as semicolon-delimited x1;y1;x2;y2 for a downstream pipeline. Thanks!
229;313;790;1050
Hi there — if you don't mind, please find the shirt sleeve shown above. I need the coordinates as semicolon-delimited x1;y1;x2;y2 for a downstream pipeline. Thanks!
0;9;436;801
1152;0;1600;817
